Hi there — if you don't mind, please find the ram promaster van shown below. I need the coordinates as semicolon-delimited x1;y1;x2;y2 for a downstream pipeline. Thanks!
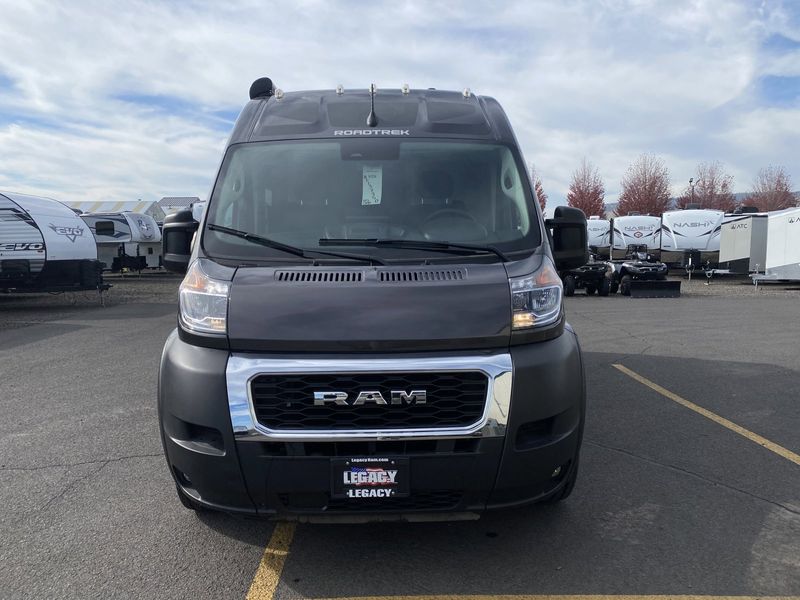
158;79;588;520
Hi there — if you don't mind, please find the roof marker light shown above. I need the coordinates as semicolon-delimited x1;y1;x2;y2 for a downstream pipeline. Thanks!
463;87;472;98
402;83;410;95
336;84;344;95
274;88;285;100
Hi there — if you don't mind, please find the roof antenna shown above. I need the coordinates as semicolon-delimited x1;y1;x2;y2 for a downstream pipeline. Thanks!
366;83;378;127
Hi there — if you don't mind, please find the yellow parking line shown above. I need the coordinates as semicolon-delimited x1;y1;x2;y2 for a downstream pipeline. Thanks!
313;596;800;600
613;363;800;467
246;522;296;600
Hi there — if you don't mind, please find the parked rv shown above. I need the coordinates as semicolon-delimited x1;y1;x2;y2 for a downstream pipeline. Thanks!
610;215;661;259
81;212;162;271
586;216;611;258
718;212;768;274
660;209;724;268
0;191;104;292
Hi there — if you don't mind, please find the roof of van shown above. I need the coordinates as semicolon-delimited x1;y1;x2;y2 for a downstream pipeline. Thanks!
229;88;517;144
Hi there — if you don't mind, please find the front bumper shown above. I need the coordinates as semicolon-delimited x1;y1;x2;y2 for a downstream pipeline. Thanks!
158;328;585;519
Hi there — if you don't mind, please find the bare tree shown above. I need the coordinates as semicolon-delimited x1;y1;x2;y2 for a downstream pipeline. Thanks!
567;158;605;217
530;165;547;212
743;166;796;212
616;154;672;216
676;161;736;212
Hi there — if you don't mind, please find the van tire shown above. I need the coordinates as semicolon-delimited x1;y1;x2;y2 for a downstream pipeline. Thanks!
563;276;576;297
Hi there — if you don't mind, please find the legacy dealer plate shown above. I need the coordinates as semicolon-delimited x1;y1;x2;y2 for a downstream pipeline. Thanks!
332;458;410;499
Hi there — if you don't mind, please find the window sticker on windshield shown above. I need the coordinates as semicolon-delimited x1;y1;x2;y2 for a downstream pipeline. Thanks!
362;166;382;205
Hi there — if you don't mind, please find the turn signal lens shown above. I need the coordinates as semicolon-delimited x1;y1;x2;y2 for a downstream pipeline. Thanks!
509;258;563;330
179;260;229;334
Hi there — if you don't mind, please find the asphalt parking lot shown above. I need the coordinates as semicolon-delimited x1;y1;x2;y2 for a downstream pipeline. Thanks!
0;275;798;600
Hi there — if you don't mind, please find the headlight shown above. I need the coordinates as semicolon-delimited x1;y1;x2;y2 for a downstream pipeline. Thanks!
179;259;229;334
509;258;563;330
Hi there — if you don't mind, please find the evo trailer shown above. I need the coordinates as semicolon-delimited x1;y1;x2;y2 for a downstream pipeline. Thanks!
0;191;104;293
157;78;589;521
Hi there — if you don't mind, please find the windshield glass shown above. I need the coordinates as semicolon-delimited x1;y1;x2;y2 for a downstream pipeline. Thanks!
203;139;540;261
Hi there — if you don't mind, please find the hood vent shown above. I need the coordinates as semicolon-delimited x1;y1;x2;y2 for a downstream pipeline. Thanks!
276;270;363;283
379;268;466;283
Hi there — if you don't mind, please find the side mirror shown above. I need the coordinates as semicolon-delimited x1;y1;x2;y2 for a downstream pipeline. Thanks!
546;206;589;271
162;209;198;273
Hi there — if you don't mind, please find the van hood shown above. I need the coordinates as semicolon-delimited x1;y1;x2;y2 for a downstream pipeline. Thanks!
226;264;512;352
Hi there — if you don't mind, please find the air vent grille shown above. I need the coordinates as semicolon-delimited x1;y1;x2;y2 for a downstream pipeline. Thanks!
276;270;363;283
378;269;466;283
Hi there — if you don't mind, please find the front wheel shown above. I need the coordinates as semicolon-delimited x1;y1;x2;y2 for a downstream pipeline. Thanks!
620;275;632;296
598;277;611;296
563;275;576;297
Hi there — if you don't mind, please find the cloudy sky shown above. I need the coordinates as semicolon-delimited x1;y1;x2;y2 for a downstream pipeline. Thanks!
0;0;798;208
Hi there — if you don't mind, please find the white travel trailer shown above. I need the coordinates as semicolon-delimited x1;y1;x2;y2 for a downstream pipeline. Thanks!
758;207;800;282
718;212;768;274
610;215;661;259
0;191;104;292
660;209;725;267
80;212;162;271
586;216;611;258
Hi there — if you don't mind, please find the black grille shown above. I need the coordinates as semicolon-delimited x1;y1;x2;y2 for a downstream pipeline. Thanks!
378;268;465;283
250;372;488;430
279;490;462;512
275;270;363;283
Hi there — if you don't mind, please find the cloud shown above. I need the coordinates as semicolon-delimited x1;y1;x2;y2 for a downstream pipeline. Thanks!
0;0;798;206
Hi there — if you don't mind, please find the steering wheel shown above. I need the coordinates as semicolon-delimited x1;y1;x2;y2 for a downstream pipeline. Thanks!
421;209;488;241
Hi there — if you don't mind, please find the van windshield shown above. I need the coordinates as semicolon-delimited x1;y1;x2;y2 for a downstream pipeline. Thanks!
203;139;540;262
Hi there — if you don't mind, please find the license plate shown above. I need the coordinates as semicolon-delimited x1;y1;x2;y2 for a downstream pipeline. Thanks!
331;457;410;499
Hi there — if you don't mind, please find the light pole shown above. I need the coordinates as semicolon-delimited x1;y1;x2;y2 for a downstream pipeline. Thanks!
688;178;701;207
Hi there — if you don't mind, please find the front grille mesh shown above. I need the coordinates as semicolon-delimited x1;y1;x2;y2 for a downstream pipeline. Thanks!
250;372;488;430
279;490;463;512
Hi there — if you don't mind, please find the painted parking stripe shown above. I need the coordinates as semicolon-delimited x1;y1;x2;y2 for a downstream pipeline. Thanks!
313;596;800;600
613;363;800;466
246;522;296;600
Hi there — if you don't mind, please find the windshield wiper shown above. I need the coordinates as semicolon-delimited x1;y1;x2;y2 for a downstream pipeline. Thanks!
207;224;387;265
319;238;510;262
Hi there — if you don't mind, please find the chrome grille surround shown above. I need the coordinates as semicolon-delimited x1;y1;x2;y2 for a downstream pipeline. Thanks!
226;353;512;442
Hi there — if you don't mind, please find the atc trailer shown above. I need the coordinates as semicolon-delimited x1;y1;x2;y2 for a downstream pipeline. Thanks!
610;215;661;259
660;209;724;268
718;212;768;274
81;212;162;271
0;191;104;292
754;207;800;283
586;216;611;258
